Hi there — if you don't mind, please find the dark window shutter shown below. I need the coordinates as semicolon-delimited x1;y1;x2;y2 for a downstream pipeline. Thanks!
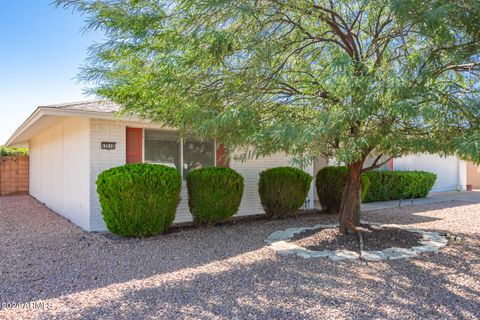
216;143;229;167
126;128;143;164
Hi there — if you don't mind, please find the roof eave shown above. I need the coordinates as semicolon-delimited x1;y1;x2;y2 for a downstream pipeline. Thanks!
5;107;143;147
5;107;43;147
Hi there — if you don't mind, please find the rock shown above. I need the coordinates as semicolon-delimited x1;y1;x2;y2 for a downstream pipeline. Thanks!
423;234;448;243
295;251;313;259
267;223;448;262
412;245;438;253
270;241;301;254
403;227;424;234
285;227;311;235
309;250;331;258
362;251;386;261
329;250;359;261
313;224;338;229
383;247;417;260
419;240;447;248
446;234;463;243
266;231;292;242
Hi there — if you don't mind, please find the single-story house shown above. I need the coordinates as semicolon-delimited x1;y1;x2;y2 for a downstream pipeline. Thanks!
6;101;316;231
5;101;473;232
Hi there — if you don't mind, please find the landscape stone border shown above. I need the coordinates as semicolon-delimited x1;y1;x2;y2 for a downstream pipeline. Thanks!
265;221;448;261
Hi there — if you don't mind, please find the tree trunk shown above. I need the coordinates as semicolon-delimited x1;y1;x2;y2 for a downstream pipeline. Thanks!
355;186;362;226
339;160;364;234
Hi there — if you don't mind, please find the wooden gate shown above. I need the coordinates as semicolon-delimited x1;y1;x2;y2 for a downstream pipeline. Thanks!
0;156;29;196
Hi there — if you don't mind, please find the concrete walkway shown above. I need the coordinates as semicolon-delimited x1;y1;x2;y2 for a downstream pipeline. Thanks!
362;191;480;211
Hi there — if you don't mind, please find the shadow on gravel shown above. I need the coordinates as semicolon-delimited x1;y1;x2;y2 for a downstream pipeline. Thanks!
2;197;479;319
361;200;476;226
1;196;336;305
48;241;480;320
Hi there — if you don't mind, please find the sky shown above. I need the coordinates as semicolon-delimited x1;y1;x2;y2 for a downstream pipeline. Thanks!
0;1;103;144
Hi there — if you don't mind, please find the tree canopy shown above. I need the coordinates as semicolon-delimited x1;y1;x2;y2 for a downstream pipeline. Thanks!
58;0;480;162
57;0;480;232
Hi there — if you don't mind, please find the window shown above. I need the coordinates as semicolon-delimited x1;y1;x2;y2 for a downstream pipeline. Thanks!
144;130;215;178
183;137;215;177
144;130;180;170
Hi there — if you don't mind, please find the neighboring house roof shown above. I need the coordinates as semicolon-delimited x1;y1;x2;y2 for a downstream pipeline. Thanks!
5;100;129;147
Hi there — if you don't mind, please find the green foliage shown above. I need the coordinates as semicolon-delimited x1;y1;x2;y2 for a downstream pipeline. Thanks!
0;146;28;158
316;167;370;213
363;171;437;202
55;0;480;166
96;164;181;237
57;0;480;228
259;167;312;218
186;167;244;224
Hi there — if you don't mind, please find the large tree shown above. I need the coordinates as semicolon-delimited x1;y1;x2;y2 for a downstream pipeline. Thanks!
58;0;480;233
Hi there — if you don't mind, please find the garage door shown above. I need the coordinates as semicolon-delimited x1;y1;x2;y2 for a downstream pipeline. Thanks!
394;154;459;192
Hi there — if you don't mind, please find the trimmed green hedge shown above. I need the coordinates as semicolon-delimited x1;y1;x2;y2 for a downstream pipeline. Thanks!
315;166;370;213
259;167;312;218
187;167;244;224
363;171;436;202
96;164;182;237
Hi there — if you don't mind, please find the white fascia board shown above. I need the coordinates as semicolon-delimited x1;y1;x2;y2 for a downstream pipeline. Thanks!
5;107;148;147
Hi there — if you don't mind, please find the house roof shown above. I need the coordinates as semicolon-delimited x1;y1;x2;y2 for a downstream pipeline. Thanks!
5;100;128;147
40;100;122;113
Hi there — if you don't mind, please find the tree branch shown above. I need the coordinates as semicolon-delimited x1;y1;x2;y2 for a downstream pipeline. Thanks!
362;155;395;172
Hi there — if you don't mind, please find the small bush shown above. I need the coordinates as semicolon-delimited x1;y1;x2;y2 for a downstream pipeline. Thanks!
0;146;28;158
315;166;370;213
259;167;312;218
96;164;182;237
363;171;436;202
187;167;244;224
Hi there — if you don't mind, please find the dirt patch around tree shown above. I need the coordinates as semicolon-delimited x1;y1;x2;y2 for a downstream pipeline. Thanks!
292;224;423;252
361;225;423;251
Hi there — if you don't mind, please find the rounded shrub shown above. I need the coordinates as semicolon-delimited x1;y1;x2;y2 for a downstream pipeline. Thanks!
96;163;182;237
258;167;312;218
186;167;244;225
315;166;370;213
363;171;436;202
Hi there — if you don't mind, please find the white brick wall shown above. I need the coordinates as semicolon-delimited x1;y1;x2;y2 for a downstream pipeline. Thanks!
87;120;315;231
89;119;127;231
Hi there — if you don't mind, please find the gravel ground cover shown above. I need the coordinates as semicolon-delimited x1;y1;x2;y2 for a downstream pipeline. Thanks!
1;195;479;319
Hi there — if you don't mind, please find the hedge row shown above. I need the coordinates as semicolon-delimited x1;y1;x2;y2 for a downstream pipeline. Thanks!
315;166;437;212
363;171;436;202
97;163;436;237
97;164;312;237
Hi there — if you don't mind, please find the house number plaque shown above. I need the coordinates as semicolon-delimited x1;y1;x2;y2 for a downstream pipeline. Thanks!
101;142;117;150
